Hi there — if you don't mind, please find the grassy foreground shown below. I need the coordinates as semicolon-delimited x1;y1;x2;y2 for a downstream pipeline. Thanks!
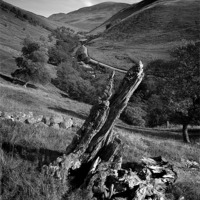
0;117;200;200
0;76;200;199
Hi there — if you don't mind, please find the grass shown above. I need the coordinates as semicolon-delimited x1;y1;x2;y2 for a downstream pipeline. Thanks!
118;129;200;200
0;76;199;199
0;77;91;121
0;78;199;199
87;40;172;70
87;0;200;69
49;2;129;32
0;119;75;200
0;115;200;199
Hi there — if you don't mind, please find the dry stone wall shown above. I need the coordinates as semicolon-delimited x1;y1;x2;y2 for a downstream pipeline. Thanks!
0;111;77;130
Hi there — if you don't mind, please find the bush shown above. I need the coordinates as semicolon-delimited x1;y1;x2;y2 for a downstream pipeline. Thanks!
12;37;50;84
121;106;146;127
52;61;96;104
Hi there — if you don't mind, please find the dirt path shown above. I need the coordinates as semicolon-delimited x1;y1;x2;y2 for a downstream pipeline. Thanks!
83;45;127;74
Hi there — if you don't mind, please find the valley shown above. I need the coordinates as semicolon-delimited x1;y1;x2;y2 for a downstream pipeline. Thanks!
0;0;200;199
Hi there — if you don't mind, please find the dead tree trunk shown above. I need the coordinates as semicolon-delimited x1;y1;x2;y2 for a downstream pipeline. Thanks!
43;61;177;199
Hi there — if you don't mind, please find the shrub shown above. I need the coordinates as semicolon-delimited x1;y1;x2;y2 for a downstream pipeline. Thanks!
121;106;146;127
12;37;50;84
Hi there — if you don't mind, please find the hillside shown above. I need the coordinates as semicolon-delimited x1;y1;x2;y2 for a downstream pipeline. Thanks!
90;0;158;33
0;0;79;75
104;0;200;43
48;2;130;31
87;0;200;68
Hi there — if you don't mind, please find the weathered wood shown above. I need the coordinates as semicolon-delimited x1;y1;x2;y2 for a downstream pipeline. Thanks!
65;71;115;156
42;60;177;199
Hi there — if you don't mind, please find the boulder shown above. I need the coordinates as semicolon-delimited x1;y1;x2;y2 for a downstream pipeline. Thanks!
34;122;48;128
27;111;33;117
3;112;12;119
61;118;73;129
50;115;63;125
24;117;37;124
42;116;51;126
15;112;27;122
50;123;60;130
34;115;43;123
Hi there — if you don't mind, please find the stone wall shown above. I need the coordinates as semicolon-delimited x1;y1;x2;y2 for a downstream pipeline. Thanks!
0;111;81;130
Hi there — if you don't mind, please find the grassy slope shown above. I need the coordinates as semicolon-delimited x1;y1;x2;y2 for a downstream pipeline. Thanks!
0;0;80;76
1;73;200;199
0;0;199;198
87;0;200;68
49;2;129;32
0;78;90;122
0;108;200;199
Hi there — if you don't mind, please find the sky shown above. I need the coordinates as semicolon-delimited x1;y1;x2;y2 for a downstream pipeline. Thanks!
4;0;141;17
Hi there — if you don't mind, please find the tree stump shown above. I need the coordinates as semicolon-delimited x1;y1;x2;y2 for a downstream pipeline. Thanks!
43;61;177;199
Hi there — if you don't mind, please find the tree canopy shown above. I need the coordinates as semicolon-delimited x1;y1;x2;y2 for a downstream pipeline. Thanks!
147;41;200;142
12;37;50;84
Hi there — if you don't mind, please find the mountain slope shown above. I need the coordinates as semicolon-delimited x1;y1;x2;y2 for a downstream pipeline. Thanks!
0;0;79;75
103;0;200;43
86;0;200;68
49;2;130;31
90;0;158;33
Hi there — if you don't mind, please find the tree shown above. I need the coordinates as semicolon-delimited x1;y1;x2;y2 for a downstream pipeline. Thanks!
12;37;50;85
148;41;200;142
121;105;146;127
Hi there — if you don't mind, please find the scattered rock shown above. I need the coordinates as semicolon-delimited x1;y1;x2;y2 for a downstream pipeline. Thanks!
34;115;43;123
50;123;60;130
34;122;48;128
0;110;74;130
1;111;12;119
59;118;73;129
50;115;63;125
25;117;37;124
26;111;33;119
42;116;51;126
15;112;27;122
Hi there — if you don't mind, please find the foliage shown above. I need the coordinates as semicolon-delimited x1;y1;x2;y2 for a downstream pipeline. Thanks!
145;41;200;141
148;41;200;126
52;61;97;104
48;46;70;66
121;105;146;127
48;27;79;66
50;27;78;52
12;37;50;84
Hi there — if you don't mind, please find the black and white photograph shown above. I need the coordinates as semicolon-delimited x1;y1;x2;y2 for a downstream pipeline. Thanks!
0;0;199;199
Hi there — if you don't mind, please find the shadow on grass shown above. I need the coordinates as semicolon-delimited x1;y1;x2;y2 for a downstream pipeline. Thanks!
48;106;87;120
0;73;37;89
1;142;63;169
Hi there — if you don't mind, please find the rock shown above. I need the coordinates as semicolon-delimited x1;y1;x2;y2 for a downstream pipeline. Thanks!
42;116;51;126
24;117;37;124
60;118;73;129
3;112;12;119
50;115;63;125
34;122;48;128
34;115;43;123
50;123;60;130
15;112;27;122
59;122;67;129
26;112;33;119
0;111;2;117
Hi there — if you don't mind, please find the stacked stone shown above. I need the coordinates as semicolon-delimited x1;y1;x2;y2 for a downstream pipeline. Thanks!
0;111;75;130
